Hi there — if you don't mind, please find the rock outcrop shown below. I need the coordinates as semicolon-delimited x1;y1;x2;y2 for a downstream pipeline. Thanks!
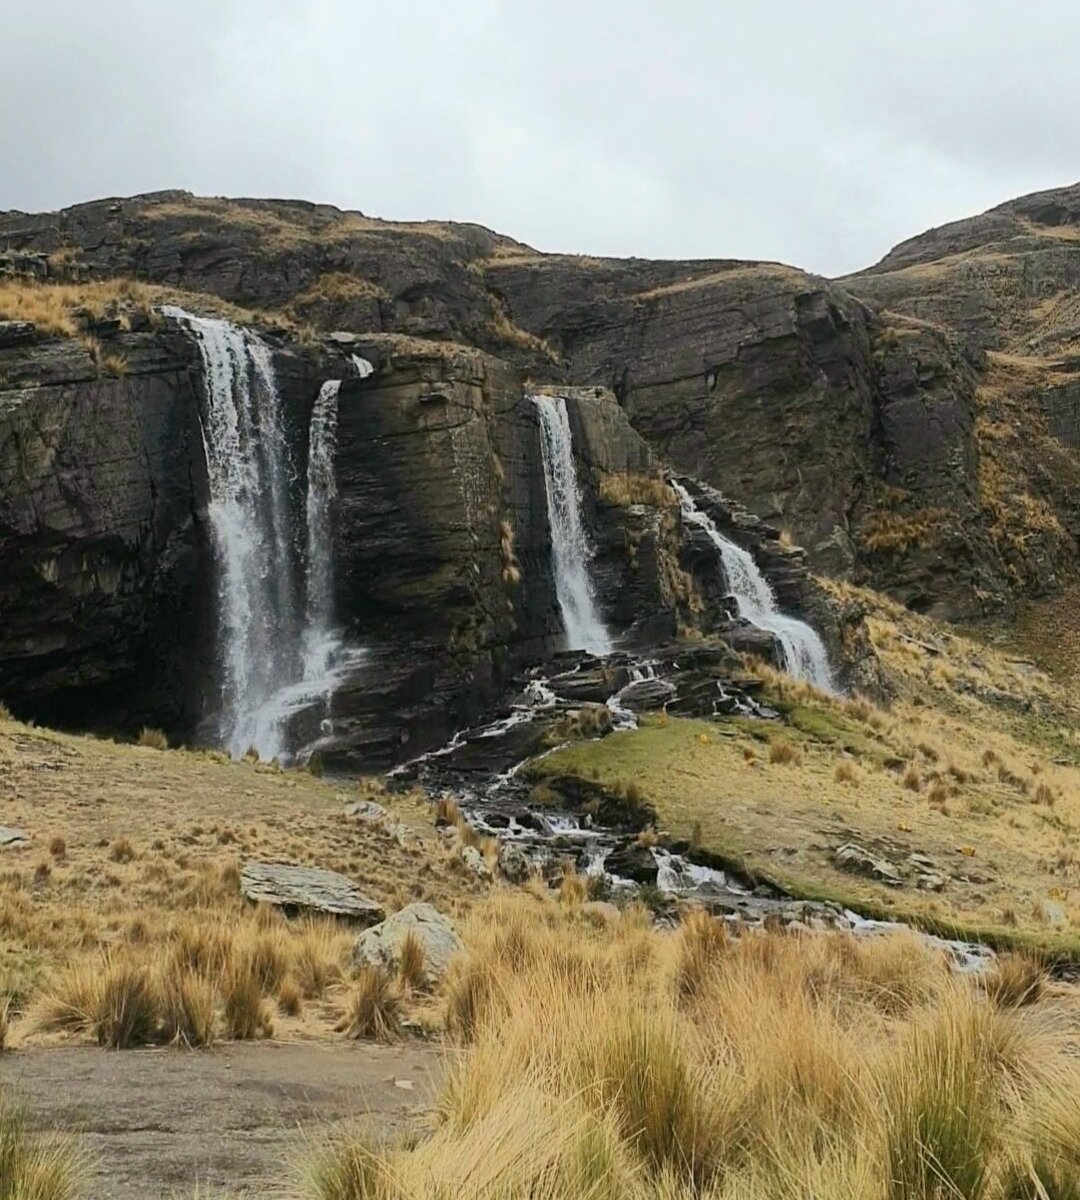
0;327;212;730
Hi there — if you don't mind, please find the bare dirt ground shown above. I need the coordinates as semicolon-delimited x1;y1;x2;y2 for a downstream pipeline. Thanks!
0;1040;444;1198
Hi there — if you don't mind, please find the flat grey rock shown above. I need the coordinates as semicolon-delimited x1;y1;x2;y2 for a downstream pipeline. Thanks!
344;798;389;822
833;842;903;886
0;826;28;848
241;861;384;923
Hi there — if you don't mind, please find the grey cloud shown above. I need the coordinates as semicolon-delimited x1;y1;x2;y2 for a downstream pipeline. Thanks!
3;0;1079;275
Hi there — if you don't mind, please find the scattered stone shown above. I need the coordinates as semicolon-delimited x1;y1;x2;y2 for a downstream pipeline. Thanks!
833;843;903;886
497;842;531;885
613;678;676;711
354;902;464;986
327;330;359;345
1038;899;1068;929
460;845;492;879
0;826;29;849
240;861;384;923
916;872;947;892
344;799;388;823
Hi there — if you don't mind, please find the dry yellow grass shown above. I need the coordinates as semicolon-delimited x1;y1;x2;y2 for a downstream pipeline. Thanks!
598;471;678;509
304;892;1080;1200
0;712;483;1040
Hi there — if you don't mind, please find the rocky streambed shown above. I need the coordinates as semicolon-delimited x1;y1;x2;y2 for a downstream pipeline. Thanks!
388;643;995;972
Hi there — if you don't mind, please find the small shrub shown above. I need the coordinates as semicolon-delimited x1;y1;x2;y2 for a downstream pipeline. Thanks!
278;976;303;1017
902;764;922;792
768;739;801;766
137;726;168;750
927;779;950;806
338;967;401;1042
48;836;66;860
834;760;859;785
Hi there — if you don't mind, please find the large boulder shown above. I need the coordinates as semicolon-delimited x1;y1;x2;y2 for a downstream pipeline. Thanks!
353;902;464;987
240;861;385;923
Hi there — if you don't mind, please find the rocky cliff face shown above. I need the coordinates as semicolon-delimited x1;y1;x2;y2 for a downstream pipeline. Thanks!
6;184;1076;637
1;305;832;761
0;325;212;731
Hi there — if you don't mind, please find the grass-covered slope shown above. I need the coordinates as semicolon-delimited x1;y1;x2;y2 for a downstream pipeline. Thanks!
531;582;1080;956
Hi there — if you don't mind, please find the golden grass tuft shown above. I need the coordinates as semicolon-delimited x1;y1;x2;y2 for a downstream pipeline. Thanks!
137;726;169;750
300;892;1080;1200
0;1100;85;1200
598;472;678;509
983;952;1046;1009
398;932;427;994
338;966;402;1043
767;739;801;766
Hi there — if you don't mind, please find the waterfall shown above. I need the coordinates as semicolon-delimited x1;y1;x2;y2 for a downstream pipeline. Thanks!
532;395;612;656
302;380;342;684
164;306;305;759
672;481;835;691
166;306;360;760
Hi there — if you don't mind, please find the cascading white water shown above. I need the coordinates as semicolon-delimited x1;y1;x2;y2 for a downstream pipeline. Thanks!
532;395;612;656
302;380;342;683
672;481;835;691
164;306;304;759
166;308;364;760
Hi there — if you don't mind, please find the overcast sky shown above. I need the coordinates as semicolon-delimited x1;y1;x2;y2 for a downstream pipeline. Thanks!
3;1;1078;276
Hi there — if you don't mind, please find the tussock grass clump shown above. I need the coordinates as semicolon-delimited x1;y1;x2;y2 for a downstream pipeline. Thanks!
767;739;801;766
983;953;1046;1009
36;953;157;1048
833;759;859;785
0;1101;85;1200
398;932;427;995
338;967;401;1042
158;960;217;1047
304;892;1080;1200
137;726;169;750
108;837;137;864
222;952;273;1040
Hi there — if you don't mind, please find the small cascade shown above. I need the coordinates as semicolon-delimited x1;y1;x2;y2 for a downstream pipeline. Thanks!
532;394;612;656
164;306;304;759
302;380;343;684
672;481;835;691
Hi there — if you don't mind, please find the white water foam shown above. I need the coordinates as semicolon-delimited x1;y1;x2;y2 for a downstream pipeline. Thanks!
672;481;834;691
532;395;612;656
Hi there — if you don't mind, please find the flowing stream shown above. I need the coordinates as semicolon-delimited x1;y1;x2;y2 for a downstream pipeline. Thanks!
532;395;612;655
672;481;835;690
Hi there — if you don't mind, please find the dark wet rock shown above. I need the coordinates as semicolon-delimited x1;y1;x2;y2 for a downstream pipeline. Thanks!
605;842;659;886
0;321;36;348
614;678;676;711
240;861;385;923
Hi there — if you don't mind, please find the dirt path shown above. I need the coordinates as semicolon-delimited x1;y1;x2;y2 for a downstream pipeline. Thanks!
0;1040;444;1198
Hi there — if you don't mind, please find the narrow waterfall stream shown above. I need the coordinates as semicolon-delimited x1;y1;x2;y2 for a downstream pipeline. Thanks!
167;308;361;760
302;380;343;685
532;395;613;656
672;481;835;691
